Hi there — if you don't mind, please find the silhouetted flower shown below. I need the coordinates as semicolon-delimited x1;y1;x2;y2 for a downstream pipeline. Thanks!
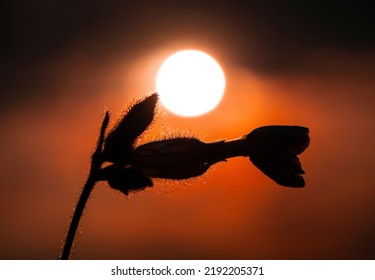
99;94;310;192
246;126;310;187
62;93;311;260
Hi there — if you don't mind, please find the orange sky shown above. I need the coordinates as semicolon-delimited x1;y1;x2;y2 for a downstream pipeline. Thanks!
1;46;374;259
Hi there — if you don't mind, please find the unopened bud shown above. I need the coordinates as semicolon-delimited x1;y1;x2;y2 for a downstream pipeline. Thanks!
131;138;213;180
246;126;310;187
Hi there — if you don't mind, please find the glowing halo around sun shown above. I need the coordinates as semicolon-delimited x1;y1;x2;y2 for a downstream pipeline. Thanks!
156;50;226;117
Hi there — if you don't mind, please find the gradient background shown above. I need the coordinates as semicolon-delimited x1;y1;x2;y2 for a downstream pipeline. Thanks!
1;1;374;259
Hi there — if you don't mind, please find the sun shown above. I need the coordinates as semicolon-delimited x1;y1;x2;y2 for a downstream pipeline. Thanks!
156;50;226;117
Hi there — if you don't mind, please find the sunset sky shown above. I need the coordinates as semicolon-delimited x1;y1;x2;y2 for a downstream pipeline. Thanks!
1;1;375;259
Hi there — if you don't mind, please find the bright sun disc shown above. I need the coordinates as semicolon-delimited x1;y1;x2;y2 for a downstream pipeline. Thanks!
156;50;226;117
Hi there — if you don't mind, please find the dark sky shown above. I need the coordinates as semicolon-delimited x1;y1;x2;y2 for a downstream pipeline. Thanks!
2;1;374;108
1;1;375;260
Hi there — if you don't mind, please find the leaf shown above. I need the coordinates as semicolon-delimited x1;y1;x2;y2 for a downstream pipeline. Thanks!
102;93;158;164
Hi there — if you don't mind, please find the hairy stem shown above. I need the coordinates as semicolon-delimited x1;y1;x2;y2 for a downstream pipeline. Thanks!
61;112;109;260
60;175;96;260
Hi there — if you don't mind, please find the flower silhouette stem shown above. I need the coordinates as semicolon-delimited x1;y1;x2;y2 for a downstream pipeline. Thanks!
61;112;109;260
60;174;96;260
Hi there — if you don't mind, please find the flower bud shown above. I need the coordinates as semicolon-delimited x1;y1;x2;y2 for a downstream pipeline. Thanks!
246;126;310;188
131;138;213;180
